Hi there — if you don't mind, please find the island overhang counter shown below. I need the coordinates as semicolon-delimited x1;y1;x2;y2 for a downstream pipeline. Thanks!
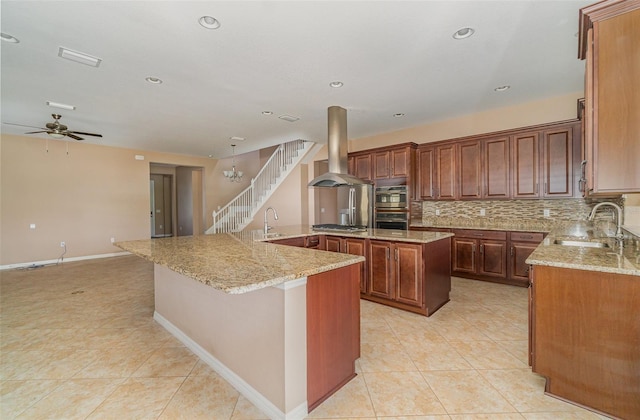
116;232;364;420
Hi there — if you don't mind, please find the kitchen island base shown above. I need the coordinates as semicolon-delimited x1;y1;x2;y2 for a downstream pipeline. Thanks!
153;262;360;420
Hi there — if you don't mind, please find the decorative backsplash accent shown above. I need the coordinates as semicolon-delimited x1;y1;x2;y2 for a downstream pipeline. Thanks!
412;198;625;232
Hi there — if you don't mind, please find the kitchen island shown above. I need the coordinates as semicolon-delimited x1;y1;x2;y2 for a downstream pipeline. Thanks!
116;232;364;420
526;224;640;419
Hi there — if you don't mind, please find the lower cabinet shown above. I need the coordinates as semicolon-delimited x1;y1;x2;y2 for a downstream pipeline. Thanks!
452;229;508;281
508;232;544;286
365;238;451;316
412;227;544;287
325;237;368;294
270;235;322;249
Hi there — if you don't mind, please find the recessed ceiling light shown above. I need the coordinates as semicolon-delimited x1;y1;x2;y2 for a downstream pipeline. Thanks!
58;47;102;67
0;32;19;43
453;27;475;40
262;111;273;116
393;113;405;118
279;114;300;122
329;81;344;88
47;101;76;111
145;77;163;84
199;16;221;29
494;85;511;92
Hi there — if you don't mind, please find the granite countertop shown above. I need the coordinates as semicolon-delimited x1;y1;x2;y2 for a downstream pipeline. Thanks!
252;225;454;244
526;222;640;276
115;226;453;295
115;233;364;294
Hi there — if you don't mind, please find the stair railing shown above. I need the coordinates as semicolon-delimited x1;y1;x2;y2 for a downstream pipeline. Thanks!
210;140;308;233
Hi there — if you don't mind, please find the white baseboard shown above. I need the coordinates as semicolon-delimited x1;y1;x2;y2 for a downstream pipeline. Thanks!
154;311;308;420
0;251;131;271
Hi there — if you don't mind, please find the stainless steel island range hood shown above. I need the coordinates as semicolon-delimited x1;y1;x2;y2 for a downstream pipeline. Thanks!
308;106;370;187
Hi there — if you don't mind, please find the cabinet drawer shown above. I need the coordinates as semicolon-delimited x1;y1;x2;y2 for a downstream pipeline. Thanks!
509;232;544;243
453;229;506;241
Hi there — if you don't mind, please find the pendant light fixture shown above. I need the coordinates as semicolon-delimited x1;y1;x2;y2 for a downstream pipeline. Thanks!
223;144;243;182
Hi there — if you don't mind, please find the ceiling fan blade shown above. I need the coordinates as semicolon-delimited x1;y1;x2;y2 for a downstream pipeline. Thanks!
68;131;102;138
66;133;84;141
24;130;48;134
3;122;47;130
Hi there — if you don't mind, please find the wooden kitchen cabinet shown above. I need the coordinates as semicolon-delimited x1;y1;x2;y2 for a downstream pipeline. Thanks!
483;136;510;198
373;144;415;180
541;125;576;198
508;232;544;287
511;131;540;198
325;236;368;294
270;235;322;249
416;146;436;199
435;144;457;199
530;264;640;419
458;140;482;199
365;238;451;316
579;2;640;195
452;229;508;283
348;153;373;182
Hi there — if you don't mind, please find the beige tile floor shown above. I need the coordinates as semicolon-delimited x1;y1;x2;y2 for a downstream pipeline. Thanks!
0;255;611;419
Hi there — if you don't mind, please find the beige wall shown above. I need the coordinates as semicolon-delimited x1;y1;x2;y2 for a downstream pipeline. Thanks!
349;91;583;151
0;134;220;266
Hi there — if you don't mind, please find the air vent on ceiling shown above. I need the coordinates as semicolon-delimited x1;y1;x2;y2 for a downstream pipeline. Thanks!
58;47;102;68
278;114;300;123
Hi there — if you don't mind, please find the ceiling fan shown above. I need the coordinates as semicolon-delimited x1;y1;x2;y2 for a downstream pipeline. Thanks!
9;114;103;141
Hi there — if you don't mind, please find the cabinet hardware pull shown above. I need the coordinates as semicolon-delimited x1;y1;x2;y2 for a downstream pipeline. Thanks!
510;246;514;257
544;182;548;195
535;183;539;194
472;244;476;253
480;244;484;254
395;248;399;260
386;247;390;259
523;235;533;239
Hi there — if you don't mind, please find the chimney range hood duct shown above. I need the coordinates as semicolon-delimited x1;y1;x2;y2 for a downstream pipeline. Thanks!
308;106;370;187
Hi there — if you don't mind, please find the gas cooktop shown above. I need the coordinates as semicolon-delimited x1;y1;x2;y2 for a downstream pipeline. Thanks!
311;224;368;232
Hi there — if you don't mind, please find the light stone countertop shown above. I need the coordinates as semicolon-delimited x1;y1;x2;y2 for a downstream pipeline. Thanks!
526;222;640;276
115;226;452;294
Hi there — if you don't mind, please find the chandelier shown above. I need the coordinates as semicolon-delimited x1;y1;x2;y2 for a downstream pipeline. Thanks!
223;144;243;182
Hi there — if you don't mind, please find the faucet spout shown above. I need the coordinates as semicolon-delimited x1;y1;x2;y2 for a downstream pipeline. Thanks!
264;207;279;234
588;202;624;240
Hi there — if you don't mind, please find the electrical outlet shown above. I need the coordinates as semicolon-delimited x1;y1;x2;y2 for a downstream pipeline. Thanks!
30;223;36;229
110;237;115;243
480;209;486;216
543;209;550;217
435;209;440;216
60;241;66;248
320;207;325;213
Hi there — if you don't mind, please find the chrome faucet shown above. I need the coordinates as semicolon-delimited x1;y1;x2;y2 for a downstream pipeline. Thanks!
588;202;624;240
264;207;278;234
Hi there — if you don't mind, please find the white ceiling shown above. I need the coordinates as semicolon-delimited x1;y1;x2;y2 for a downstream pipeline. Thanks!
1;0;590;159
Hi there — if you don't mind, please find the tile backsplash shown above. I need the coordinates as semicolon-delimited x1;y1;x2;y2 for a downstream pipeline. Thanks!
412;198;625;232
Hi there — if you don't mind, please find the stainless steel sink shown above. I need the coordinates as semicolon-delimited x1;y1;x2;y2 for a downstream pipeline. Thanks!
553;239;609;248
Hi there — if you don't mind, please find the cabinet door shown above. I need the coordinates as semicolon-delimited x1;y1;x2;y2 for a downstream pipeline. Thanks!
509;242;537;284
345;238;367;294
417;147;435;199
541;127;573;197
484;136;510;198
458;140;482;199
477;240;507;278
368;240;393;299
394;242;424;308
374;151;390;179
436;144;457;199
325;236;342;253
591;9;640;194
390;147;410;178
270;237;306;247
452;237;476;274
511;132;540;198
354;154;372;181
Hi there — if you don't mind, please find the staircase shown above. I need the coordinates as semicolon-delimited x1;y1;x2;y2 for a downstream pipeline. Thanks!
206;139;314;234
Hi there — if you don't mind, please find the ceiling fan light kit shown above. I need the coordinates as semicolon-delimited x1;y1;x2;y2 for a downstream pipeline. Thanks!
17;114;103;141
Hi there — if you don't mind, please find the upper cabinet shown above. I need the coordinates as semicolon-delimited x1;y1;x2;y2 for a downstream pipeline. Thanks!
579;1;640;195
349;143;416;187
